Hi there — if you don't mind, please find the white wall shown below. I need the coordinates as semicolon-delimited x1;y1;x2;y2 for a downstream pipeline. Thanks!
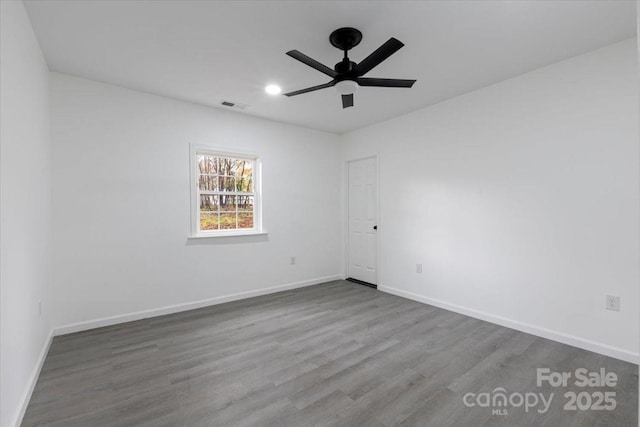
342;39;640;363
637;4;639;415
0;1;53;426
50;73;342;329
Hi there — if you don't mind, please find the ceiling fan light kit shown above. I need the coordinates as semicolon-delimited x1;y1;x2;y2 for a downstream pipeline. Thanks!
284;27;416;109
335;80;358;95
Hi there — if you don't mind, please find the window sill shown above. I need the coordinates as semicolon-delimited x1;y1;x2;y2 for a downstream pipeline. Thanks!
187;231;269;239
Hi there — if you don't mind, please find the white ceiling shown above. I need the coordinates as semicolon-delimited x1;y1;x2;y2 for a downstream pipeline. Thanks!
24;0;637;134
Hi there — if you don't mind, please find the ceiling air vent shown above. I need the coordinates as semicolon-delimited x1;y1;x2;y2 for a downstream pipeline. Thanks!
220;100;248;110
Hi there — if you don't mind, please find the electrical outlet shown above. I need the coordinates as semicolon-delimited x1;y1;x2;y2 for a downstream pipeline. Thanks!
290;256;296;265
416;264;422;274
605;295;620;312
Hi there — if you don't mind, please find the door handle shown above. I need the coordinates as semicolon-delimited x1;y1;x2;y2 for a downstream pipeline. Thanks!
373;225;378;230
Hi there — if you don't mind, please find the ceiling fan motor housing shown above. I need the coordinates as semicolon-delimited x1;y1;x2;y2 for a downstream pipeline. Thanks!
335;58;356;74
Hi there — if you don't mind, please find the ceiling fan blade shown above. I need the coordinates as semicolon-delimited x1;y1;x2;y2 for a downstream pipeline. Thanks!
342;94;354;108
283;81;335;97
357;77;416;88
286;50;337;78
353;38;404;77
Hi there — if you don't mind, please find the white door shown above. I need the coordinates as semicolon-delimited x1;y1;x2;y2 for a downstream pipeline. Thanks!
348;157;377;285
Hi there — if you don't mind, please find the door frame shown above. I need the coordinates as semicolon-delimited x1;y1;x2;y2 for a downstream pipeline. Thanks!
344;153;380;287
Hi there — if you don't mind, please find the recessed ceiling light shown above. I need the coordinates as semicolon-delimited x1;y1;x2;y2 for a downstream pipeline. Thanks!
265;84;281;95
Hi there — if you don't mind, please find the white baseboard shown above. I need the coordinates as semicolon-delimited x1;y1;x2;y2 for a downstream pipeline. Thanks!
54;275;342;336
11;328;54;427
379;285;639;365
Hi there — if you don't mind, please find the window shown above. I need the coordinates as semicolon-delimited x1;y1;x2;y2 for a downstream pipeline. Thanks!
190;146;262;236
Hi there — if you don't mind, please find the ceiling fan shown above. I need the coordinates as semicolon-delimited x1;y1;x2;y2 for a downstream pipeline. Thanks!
283;27;416;109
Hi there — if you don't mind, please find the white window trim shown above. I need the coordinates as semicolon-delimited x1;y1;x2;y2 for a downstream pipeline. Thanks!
189;144;264;238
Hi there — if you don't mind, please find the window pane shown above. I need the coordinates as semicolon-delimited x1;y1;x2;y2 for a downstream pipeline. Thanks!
198;175;218;191
237;196;253;212
219;212;236;229
231;159;245;175
238;213;254;229
218;176;235;192
198;155;217;174
219;195;236;211
236;177;253;192
234;160;252;176
200;194;219;211
217;158;236;176
200;212;219;230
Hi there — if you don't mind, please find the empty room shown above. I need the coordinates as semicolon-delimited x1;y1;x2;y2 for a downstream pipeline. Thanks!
1;1;639;426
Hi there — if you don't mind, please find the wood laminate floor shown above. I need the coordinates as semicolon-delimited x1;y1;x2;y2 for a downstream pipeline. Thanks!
22;281;638;427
